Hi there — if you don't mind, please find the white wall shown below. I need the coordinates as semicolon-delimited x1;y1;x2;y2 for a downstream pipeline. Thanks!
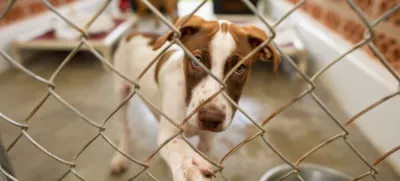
0;0;120;74
268;0;400;175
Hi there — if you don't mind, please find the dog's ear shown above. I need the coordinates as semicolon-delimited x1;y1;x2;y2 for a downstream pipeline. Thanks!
153;15;205;50
242;25;280;75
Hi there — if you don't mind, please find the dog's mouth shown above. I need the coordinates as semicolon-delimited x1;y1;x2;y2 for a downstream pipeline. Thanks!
197;121;224;132
199;126;223;132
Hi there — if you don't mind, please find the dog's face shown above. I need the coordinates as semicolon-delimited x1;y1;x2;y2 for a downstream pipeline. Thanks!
153;15;280;132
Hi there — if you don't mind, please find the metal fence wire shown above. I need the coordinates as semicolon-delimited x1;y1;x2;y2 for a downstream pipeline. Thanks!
0;0;400;180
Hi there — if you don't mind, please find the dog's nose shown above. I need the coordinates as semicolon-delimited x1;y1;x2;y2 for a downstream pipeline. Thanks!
198;105;225;130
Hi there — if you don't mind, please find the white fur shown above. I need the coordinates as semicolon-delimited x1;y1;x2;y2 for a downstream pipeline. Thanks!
111;21;239;180
187;21;236;130
111;35;214;180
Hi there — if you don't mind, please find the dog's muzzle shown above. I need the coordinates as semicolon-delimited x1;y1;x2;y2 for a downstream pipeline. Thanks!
197;104;225;132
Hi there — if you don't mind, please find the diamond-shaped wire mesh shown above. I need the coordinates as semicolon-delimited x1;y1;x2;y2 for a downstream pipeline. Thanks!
0;0;399;181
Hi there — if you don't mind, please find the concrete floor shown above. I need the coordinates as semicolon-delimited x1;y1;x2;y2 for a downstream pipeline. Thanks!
0;49;400;181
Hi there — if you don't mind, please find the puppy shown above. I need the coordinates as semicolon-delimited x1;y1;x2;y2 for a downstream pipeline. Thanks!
111;15;280;181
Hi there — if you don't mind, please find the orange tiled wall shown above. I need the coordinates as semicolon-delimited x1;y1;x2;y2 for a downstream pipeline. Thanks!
0;0;76;27
287;0;400;70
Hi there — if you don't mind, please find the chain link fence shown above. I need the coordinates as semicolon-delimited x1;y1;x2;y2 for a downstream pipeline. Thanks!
0;0;399;180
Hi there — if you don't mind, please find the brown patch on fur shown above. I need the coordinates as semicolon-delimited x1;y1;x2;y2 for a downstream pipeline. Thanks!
152;15;218;50
152;15;218;104
155;50;176;83
222;24;281;107
221;23;228;33
180;24;218;104
240;25;280;74
217;24;254;107
152;15;280;108
183;50;212;104
125;32;160;46
223;54;252;106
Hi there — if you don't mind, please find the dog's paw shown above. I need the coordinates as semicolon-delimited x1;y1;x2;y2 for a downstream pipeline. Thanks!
110;153;128;175
174;155;214;181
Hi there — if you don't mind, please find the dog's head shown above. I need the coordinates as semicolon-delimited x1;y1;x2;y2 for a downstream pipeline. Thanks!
153;15;280;132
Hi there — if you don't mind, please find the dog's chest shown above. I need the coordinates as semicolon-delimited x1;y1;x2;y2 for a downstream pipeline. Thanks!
127;37;186;120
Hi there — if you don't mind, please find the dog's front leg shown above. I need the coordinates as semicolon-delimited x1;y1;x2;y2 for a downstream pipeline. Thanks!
156;53;214;180
198;132;216;156
157;96;214;181
110;85;132;174
158;121;214;181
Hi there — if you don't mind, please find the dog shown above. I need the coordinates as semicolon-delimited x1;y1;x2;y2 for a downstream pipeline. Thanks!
111;15;280;181
134;0;179;26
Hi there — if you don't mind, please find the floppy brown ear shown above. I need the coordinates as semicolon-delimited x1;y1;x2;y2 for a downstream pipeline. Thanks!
152;15;205;50
242;25;281;75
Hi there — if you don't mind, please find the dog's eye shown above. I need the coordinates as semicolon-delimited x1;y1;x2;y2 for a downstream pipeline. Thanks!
192;55;203;67
235;64;246;74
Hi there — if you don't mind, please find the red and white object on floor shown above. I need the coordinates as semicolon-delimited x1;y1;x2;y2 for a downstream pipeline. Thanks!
11;16;136;70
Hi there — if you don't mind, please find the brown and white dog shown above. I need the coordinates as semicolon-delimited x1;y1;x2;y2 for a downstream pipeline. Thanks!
111;15;280;181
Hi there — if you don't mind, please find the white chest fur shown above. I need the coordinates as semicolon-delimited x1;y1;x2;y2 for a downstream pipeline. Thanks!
114;35;187;124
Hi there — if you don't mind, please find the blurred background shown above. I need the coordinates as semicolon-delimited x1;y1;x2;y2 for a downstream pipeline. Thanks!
0;0;399;181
